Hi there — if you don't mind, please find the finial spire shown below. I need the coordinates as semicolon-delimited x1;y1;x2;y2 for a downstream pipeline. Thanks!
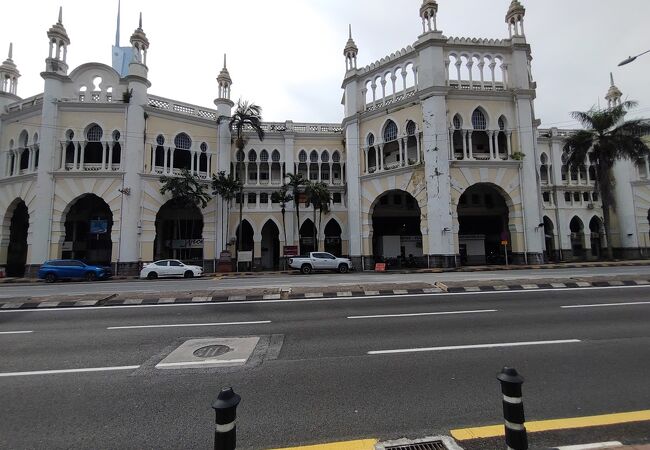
8;42;12;60
139;12;142;30
610;72;615;86
58;6;63;24
223;53;227;68
349;24;352;39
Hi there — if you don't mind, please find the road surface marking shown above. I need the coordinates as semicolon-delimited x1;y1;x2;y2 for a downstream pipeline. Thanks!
348;309;497;320
368;339;581;355
562;301;650;309
3;284;650;313
556;443;623;450
123;299;143;305
451;410;650;440
0;330;33;335
107;320;271;330
269;439;379;450
0;365;140;378
155;359;247;368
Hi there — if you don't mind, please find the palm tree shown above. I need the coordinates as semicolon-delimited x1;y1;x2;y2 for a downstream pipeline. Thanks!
564;100;650;259
211;170;243;253
306;181;332;251
159;169;212;256
285;173;307;251
217;99;265;152
271;184;293;245
216;99;265;267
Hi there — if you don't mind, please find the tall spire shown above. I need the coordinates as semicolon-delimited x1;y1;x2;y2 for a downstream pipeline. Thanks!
58;6;63;24
139;12;142;30
8;42;13;60
343;24;358;72
1;42;21;95
605;72;622;108
115;0;121;46
610;72;615;87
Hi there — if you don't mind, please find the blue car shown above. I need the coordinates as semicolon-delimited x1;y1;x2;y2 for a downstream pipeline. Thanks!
38;260;112;283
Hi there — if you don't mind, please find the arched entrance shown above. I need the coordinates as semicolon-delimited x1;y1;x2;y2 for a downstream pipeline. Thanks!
300;220;317;255
372;190;423;267
154;200;204;262
457;184;510;265
261;220;280;270
63;194;113;265
5;200;29;277
589;216;604;258
324;219;342;256
543;216;556;262
235;220;254;270
570;216;585;259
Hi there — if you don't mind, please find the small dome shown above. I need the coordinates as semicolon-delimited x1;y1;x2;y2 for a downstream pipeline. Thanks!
0;43;19;77
130;13;149;50
505;0;525;22
217;54;232;84
47;7;70;45
420;0;438;19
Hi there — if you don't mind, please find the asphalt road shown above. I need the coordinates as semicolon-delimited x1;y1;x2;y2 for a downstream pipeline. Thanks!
3;265;650;299
1;286;649;449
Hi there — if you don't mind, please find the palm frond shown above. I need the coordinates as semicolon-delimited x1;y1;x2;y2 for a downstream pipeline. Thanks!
563;130;594;167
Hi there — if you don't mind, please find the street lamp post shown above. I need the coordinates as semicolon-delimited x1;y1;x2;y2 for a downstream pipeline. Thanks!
618;49;650;66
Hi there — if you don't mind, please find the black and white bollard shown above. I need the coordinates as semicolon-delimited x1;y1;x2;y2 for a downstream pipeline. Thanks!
497;367;528;450
212;387;241;450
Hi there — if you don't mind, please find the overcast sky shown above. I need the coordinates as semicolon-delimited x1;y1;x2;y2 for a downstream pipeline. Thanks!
1;0;649;127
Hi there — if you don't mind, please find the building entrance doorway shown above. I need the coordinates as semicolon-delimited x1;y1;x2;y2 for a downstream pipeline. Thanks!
371;190;423;268
63;194;113;265
457;184;510;265
154;201;204;263
6;200;29;276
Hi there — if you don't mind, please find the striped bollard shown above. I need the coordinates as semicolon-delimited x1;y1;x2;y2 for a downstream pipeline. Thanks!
497;367;528;450
212;387;241;450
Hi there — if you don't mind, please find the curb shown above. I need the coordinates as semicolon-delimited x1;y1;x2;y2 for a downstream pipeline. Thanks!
1;279;648;311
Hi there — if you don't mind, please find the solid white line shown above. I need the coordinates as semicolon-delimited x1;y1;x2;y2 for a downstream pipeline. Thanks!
368;339;581;355
348;309;497;319
2;284;650;314
562;301;650;309
107;321;271;330
0;330;33;335
155;359;246;368
0;365;140;377
555;442;623;450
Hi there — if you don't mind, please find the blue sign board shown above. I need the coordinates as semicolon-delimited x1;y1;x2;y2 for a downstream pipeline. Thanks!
90;220;108;234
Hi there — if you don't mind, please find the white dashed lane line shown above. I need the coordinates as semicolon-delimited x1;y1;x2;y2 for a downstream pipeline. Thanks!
347;309;497;320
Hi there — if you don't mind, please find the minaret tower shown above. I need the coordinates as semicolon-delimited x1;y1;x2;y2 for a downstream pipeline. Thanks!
419;0;439;34
45;7;71;75
343;25;358;72
120;13;152;270
214;54;234;254
506;0;526;39
0;43;20;97
605;72;623;108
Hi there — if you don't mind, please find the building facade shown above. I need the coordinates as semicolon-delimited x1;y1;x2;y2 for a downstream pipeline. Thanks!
1;1;649;277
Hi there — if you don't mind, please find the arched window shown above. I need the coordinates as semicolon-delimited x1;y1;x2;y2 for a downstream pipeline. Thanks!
33;133;39;145
19;130;29;148
174;133;192;150
332;151;341;163
321;151;330;163
248;150;257;162
66;129;75;141
383;120;398;142
156;134;165;146
260;150;269;162
310;150;319;163
406;121;417;136
112;130;121;142
298;150;307;163
453;114;462;130
367;133;375;147
236;150;245;162
271;150;281;162
471;109;487;130
498;116;507;131
540;153;548;165
200;142;208;152
86;124;103;142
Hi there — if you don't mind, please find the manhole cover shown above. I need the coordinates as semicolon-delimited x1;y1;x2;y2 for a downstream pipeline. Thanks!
194;345;231;358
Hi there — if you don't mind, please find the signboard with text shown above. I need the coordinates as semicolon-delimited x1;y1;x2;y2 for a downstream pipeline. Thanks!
283;246;299;257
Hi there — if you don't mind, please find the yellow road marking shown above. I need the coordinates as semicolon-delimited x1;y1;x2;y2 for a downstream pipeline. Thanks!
451;410;650;441
268;438;378;450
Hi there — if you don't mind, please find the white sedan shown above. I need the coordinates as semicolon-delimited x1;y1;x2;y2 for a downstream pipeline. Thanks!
140;260;204;279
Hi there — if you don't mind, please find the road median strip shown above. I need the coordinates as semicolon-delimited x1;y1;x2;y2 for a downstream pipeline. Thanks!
450;410;650;440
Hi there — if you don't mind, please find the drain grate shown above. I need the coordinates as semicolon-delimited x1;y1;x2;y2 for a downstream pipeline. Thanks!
193;345;231;358
384;442;446;450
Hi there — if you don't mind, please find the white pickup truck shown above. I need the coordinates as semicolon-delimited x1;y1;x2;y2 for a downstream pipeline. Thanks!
288;252;353;274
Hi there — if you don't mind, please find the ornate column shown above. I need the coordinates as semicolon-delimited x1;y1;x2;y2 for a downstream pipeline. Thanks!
108;143;114;171
507;132;513;157
462;130;468;160
488;131;495;160
467;132;474;160
379;144;384;171
449;128;454;160
72;144;79;170
163;147;168;173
